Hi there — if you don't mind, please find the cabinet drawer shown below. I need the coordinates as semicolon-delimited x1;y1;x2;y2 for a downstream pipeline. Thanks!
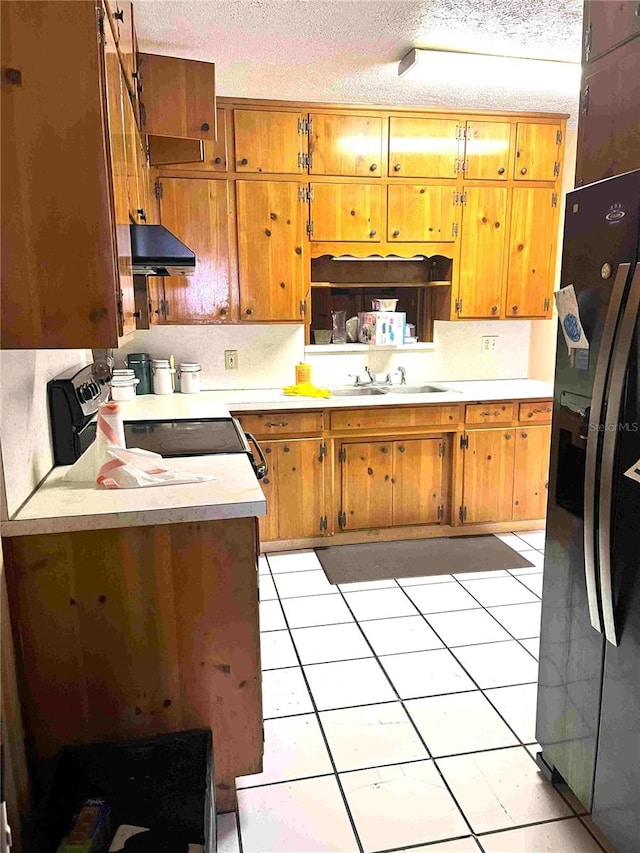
331;406;461;432
465;403;514;425
234;411;323;436
518;400;553;423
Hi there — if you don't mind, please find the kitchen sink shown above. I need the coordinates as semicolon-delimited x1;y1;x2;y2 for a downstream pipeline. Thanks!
386;384;451;394
329;387;388;396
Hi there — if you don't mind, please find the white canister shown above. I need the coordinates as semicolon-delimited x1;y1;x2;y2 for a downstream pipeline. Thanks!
110;374;139;401
151;359;175;395
178;362;202;394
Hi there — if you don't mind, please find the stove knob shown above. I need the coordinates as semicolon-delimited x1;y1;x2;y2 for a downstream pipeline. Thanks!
77;385;89;402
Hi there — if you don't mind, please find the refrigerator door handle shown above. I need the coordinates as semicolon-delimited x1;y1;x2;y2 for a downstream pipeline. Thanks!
584;261;633;634
598;263;640;647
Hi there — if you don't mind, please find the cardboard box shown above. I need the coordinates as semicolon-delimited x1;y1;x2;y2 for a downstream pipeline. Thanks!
358;312;406;346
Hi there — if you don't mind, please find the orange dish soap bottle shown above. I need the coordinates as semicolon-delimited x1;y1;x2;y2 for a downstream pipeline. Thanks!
295;362;312;385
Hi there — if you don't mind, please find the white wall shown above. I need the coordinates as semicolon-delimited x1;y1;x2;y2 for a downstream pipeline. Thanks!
0;349;90;517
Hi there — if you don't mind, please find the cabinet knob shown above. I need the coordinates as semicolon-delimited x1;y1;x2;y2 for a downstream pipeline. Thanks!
520;167;528;175
521;432;528;439
133;310;141;319
392;229;400;237
381;446;388;453
245;308;253;316
369;163;378;172
512;305;519;313
491;305;498;314
114;9;124;21
220;308;227;316
497;167;505;175
295;246;302;255
240;158;248;166
369;229;377;237
137;208;146;222
201;122;210;132
393;163;401;172
214;156;222;164
398;445;405;453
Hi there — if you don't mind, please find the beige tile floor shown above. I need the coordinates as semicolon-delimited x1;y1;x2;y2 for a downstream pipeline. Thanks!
216;531;617;853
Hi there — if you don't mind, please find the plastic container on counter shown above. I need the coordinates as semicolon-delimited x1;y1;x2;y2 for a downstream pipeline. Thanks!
151;359;175;395
110;374;140;401
126;353;152;395
178;363;202;394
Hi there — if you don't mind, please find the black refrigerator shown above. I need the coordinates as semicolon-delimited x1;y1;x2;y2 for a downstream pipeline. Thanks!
536;169;640;853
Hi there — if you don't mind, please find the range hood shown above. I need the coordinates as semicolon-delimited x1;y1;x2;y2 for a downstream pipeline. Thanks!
130;224;196;276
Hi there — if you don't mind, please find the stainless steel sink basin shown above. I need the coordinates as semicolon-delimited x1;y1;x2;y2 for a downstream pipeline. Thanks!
387;385;450;394
329;387;388;397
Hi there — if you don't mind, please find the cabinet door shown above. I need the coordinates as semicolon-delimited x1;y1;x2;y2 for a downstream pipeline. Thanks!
309;113;383;177
577;41;640;186
393;439;447;526
458;187;507;318
106;0;135;94
157;178;233;323
341;442;393;530
388;117;460;178
464;121;511;181
387;185;456;243
234;110;305;174
514;123;561;181
584;0;640;61
276;440;326;540
258;444;280;543
462;429;515;523
139;53;215;140
150;109;228;170
506;188;556;318
311;183;382;242
513;425;551;521
104;21;135;337
122;83;144;224
236;181;305;321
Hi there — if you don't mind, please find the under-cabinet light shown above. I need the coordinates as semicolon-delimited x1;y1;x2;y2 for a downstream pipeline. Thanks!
330;255;427;261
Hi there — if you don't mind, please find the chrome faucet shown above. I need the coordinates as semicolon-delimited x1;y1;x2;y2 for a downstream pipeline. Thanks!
364;366;377;384
398;366;407;385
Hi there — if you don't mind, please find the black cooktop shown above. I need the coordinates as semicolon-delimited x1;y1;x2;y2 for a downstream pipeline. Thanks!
123;418;248;458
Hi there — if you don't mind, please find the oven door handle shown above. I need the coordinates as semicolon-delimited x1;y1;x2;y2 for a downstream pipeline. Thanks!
245;432;268;480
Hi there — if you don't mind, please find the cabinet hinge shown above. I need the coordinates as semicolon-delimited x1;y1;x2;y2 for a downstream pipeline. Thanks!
544;297;550;312
319;441;327;461
454;158;462;175
455;123;463;141
300;299;307;317
97;6;106;45
459;505;467;523
437;504;444;520
298;152;311;169
455;299;463;314
338;510;346;530
551;192;558;207
452;222;459;238
584;24;592;61
298;185;314;202
298;117;309;135
320;515;328;532
553;161;560;177
116;291;124;317
453;191;467;206
460;191;467;205
154;180;163;199
583;86;590;113
460;434;469;450
556;129;563;145
438;441;445;457
338;447;346;462
306;220;314;237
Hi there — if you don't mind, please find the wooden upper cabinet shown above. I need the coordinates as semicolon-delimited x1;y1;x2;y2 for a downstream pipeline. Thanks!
105;0;135;93
388;117;460;178
464;121;511;180
387;185;456;242
514;123;561;181
584;0;640;61
506;188;557;318
308;113;383;177
139;53;216;140
157;178;233;323
393;439;447;526
458;186;507;318
513;425;551;521
310;183;382;241
236;181;305;321
150;108;228;169
342;442;394;530
462;429;516;523
234;110;305;174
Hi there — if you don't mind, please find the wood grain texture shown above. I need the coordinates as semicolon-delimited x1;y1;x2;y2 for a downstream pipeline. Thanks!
235;411;323;436
506;188;556;318
152;108;228;170
309;113;383;177
513;425;551;521
464;121;512;180
3;518;262;813
1;0;119;348
158;178;233;322
458;186;507;318
139;53;215;140
465;403;514;425
311;183;383;242
233;109;305;174
583;0;640;61
392;438;447;526
387;184;456;242
236;180;305;320
514;122;561;181
276;439;326;539
257;443;280;543
331;406;461;432
342;441;393;530
518;400;553;423
462;429;516;523
388;117;461;178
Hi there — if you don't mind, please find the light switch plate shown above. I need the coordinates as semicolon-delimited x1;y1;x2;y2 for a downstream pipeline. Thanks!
224;349;238;370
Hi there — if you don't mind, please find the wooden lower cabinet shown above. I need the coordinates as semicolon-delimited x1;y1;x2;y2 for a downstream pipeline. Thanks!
340;438;448;530
513;425;551;520
260;439;328;541
3;517;263;813
461;428;516;523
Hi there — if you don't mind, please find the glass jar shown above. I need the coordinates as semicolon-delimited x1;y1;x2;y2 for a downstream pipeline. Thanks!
110;374;139;401
331;310;347;344
178;362;202;394
151;359;175;395
126;352;152;395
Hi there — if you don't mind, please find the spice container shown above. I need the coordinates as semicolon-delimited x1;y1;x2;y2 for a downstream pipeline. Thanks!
126;352;152;395
151;359;175;395
295;362;311;384
110;374;139;401
178;362;202;394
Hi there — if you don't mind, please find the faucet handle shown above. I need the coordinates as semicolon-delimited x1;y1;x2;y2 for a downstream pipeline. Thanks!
397;366;407;385
348;373;363;386
364;366;377;383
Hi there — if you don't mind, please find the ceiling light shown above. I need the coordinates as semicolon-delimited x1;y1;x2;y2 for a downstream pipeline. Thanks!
398;48;581;93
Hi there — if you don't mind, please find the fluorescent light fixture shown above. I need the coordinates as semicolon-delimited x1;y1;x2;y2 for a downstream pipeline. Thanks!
398;48;581;92
331;255;427;261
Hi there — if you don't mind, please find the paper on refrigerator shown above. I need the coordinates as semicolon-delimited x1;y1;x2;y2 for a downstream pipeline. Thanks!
555;285;590;352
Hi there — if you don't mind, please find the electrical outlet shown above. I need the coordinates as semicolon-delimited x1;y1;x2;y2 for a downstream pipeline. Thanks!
224;349;238;370
482;336;498;353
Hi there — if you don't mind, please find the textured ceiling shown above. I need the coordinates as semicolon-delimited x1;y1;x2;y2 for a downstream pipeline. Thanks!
135;0;583;124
